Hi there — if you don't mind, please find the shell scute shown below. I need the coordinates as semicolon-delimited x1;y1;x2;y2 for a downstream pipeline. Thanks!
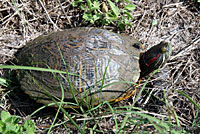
14;27;141;105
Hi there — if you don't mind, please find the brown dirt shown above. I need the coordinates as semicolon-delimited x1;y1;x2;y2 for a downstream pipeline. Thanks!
0;0;199;133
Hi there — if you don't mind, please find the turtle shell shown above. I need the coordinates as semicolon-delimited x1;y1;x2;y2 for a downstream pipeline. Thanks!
13;27;142;106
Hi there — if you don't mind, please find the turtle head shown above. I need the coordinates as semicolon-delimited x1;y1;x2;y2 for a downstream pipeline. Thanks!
139;41;171;77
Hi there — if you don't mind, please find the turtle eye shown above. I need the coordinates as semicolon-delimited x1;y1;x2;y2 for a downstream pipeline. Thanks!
160;42;169;53
161;45;167;53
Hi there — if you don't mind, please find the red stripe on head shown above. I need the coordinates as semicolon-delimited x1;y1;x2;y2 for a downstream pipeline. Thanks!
145;54;161;67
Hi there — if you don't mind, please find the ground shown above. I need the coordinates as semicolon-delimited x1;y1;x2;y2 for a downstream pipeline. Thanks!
0;0;200;133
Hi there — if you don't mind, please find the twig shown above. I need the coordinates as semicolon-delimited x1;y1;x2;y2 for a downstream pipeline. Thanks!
38;0;61;30
170;36;200;60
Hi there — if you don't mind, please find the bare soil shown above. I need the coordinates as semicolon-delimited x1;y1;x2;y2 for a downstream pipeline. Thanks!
0;0;199;133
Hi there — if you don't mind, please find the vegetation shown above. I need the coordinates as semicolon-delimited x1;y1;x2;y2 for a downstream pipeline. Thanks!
0;64;200;133
0;0;199;133
72;0;136;30
0;111;35;134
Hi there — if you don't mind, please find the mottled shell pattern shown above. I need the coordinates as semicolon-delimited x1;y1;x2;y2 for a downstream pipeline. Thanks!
14;27;142;105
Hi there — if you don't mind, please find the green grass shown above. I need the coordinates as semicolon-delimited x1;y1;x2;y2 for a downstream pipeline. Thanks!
1;64;199;133
0;42;199;133
0;41;198;134
1;0;199;133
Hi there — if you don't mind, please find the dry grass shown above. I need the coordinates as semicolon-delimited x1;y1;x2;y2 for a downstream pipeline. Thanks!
0;0;200;133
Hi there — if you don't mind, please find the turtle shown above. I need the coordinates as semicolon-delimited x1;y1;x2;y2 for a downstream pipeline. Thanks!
11;27;171;107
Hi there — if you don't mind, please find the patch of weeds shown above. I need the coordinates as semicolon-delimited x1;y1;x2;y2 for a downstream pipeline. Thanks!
0;111;35;134
0;64;196;133
72;0;136;30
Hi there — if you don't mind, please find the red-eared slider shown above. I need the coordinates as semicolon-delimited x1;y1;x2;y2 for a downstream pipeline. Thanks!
12;27;171;107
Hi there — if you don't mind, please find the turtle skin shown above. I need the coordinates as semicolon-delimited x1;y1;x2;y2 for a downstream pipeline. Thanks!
12;27;171;107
